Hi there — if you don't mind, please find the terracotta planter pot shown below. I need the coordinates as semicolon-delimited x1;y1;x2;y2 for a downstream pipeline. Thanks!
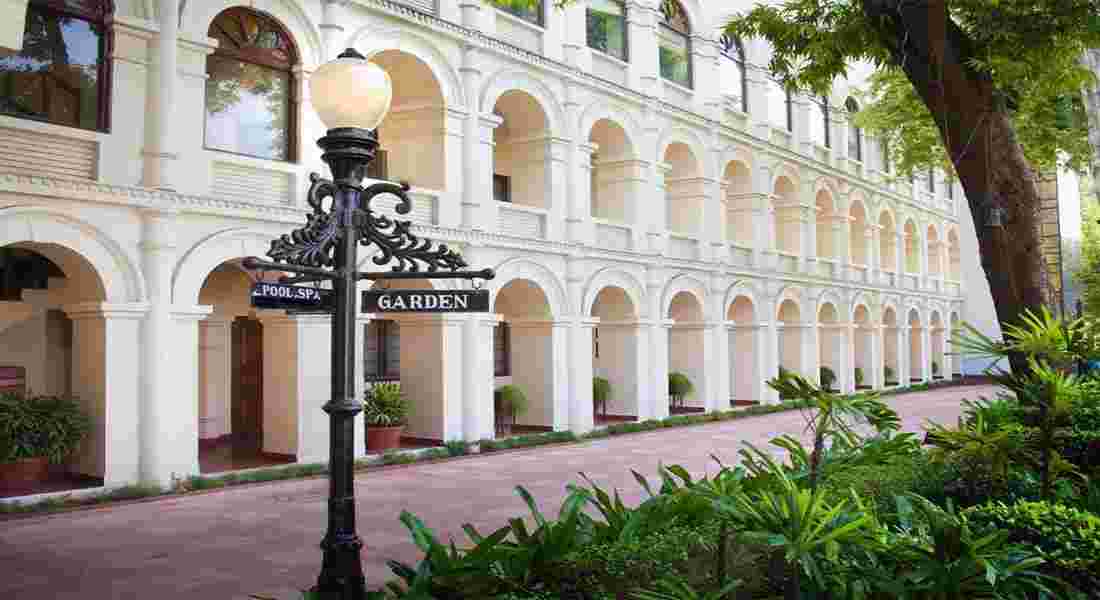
366;425;404;452
0;456;50;486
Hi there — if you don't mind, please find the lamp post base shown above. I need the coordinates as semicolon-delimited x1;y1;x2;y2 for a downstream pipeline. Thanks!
313;529;367;599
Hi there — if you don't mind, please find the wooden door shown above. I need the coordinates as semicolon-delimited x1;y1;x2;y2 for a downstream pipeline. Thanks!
231;317;263;450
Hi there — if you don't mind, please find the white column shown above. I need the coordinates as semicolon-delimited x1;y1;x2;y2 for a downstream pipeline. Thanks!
477;114;503;232
921;324;932;382
894;231;904;275
463;314;498;441
460;47;485;230
568;319;597;434
459;0;482;29
708;321;728;411
840;323;854;393
761;300;781;403
870;323;883;389
63;303;148;486
439;108;467;229
703;173;725;262
550;320;571;430
545;138;569;241
261;314;334;464
572;142;597;245
650;162;671;253
626;0;658;93
901;325;911;385
142;0;180;189
320;0;350;59
651;320;672;419
794;94;813;157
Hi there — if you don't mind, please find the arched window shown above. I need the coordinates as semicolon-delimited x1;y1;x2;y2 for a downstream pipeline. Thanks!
587;0;627;61
845;97;861;161
658;0;692;88
0;0;114;131
719;34;747;113
205;7;298;161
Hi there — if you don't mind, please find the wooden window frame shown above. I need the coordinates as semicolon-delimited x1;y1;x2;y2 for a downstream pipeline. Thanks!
586;0;628;62
658;0;692;89
204;7;300;162
493;173;511;203
365;320;400;381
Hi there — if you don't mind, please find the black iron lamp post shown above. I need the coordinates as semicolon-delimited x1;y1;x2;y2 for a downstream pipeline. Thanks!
242;48;492;599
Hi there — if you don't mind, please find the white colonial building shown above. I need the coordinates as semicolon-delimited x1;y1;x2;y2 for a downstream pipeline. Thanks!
0;0;996;495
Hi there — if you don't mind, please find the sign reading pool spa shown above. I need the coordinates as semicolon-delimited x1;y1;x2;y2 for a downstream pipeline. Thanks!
361;289;490;313
251;282;334;310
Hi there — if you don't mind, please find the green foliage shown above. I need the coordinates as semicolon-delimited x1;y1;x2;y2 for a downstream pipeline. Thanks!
883;365;896;384
965;500;1100;594
0;392;91;463
496;385;529;418
631;576;740;600
667;372;694;398
445;440;470;457
592;377;612;405
931;361;941;376
854;367;865;387
365;383;409;427
819;366;837;390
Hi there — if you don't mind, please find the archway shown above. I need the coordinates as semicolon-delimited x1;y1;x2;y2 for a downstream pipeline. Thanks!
853;304;873;390
493;90;551;213
931;311;945;380
196;260;295;473
589;118;638;227
947;228;961;281
493;278;556;434
0;243;107;496
815;190;838;261
664;142;703;237
850;200;869;267
927;225;942;278
879;210;897;273
723;160;753;246
668;290;705;412
774;176;800;256
903;219;920;275
591;286;640;422
777;298;803;376
908;308;925;383
883;306;900;386
817;302;842;391
371;49;448;217
727;295;758;404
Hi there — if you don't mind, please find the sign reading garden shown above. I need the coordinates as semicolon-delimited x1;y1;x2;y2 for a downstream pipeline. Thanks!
361;289;490;313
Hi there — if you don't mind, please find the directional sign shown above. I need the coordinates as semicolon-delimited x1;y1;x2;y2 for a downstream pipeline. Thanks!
361;289;490;314
251;282;334;311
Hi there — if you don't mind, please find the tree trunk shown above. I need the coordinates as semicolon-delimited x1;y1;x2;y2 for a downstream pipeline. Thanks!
863;0;1046;361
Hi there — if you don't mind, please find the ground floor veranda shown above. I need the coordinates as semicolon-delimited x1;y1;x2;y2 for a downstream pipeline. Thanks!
0;211;962;499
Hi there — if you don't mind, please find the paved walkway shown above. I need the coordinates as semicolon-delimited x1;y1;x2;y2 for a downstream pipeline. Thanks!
0;385;994;600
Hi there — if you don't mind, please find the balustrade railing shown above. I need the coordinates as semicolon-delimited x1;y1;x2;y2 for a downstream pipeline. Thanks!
668;234;699;260
777;252;799;274
729;244;753;268
498;203;547;239
594;219;632;250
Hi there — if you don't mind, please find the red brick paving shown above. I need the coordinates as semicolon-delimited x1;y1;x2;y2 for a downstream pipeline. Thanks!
0;385;993;600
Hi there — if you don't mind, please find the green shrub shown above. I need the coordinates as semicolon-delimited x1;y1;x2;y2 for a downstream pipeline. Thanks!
496;384;529;419
0;392;91;463
883;365;896;383
593;377;612;414
819;366;837;391
854;367;865;387
364;383;409;427
668;372;694;399
445;440;469;457
964;500;1100;594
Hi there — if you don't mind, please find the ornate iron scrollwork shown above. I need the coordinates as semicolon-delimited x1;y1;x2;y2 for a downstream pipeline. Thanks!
266;173;467;273
358;181;467;272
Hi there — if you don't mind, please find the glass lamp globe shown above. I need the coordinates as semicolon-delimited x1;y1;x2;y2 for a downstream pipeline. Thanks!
310;48;393;131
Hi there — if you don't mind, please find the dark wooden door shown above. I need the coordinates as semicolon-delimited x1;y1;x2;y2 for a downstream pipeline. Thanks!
231;317;263;450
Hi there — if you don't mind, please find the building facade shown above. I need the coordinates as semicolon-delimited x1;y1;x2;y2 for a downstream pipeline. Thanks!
0;0;982;494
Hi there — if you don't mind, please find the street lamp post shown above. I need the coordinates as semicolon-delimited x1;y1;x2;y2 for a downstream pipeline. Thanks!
242;48;492;599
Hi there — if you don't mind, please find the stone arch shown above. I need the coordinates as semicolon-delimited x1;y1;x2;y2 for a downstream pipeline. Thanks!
490;258;568;317
656;127;712;178
816;289;843;316
349;27;466;108
479;69;564;134
582;267;646;318
720;145;755;177
661;274;708;319
172;228;282;305
185;0;322;68
770;162;801;193
812;175;840;202
849;292;873;322
723;280;760;320
579;102;643;152
0;206;145;303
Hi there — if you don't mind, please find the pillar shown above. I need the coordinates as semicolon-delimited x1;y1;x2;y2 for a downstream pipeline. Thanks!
708;321;728;412
397;314;466;442
626;0;658;93
546;138;569;241
460;47;484;230
320;1;350;60
64;303;148;486
463;314;497;441
760;297;780;404
142;0;180;189
572;141;597;246
568;319;597;434
439;108;467;229
650;162;672;254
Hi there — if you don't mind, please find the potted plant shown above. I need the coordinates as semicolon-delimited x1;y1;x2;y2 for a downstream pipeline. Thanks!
884;365;897;386
819;366;837;392
496;385;528;435
668;372;694;409
592;377;612;418
0;392;90;487
364;383;409;452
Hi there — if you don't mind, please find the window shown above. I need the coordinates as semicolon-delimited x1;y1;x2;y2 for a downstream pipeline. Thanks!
205;7;298;161
0;0;112;131
494;323;510;377
364;320;400;381
845;98;861;161
927;167;936;193
587;0;627;61
492;0;543;26
658;0;691;88
493;174;511;203
719;34;747;113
